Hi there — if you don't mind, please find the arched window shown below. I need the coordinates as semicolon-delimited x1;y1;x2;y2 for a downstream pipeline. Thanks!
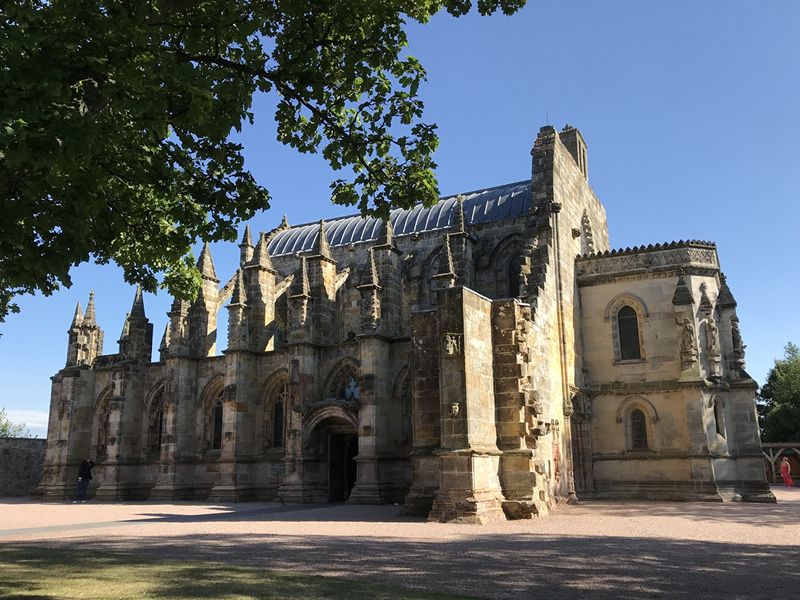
507;255;524;298
266;378;288;449
148;387;165;458
95;396;112;463
617;306;641;360
714;398;726;438
630;409;648;450
211;395;223;451
327;361;360;402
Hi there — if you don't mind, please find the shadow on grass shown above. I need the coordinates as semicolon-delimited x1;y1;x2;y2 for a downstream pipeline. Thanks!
0;546;468;600
5;531;798;600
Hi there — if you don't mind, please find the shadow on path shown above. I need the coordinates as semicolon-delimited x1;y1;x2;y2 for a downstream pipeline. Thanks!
10;531;796;600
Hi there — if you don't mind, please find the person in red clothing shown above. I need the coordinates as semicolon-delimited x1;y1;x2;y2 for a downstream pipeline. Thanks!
780;456;793;488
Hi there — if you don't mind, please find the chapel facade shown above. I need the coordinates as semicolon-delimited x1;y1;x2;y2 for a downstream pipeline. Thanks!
37;125;774;521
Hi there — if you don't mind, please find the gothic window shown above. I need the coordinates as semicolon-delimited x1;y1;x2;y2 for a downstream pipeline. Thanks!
617;306;642;360
265;378;288;449
95;398;112;462
211;394;223;451
630;409;648;451
507;255;524;298
148;387;165;458
326;361;360;403
714;398;726;438
340;376;360;401
399;376;412;453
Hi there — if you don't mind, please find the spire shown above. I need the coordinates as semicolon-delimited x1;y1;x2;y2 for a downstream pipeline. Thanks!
437;236;456;278
453;194;466;233
130;285;145;318
290;256;310;296
230;269;247;306
197;242;218;281
159;322;171;354
83;291;96;325
672;274;694;306
312;219;331;258
699;282;713;312
280;214;289;229
717;273;737;309
376;217;395;247
119;312;131;339
239;225;255;265
241;224;253;247
70;302;83;328
360;248;380;287
250;232;274;270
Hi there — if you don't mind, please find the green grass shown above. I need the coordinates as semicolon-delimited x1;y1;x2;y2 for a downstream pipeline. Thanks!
0;546;470;600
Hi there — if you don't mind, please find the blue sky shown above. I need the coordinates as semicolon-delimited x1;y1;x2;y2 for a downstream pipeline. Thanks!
2;0;799;438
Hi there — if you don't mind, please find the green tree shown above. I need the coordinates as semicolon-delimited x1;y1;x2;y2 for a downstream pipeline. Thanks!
0;0;526;322
758;342;800;442
0;407;26;438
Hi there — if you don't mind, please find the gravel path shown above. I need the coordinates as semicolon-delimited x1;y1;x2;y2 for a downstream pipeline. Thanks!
2;486;798;599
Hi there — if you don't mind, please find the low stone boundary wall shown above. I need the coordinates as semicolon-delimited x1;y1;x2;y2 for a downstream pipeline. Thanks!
0;438;46;496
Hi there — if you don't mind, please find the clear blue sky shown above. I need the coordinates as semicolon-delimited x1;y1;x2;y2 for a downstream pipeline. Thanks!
2;0;799;437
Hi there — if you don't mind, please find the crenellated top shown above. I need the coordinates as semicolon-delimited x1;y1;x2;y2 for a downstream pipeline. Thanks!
576;240;719;283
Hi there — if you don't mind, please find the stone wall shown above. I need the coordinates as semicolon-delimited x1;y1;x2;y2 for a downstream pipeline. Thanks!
0;438;46;496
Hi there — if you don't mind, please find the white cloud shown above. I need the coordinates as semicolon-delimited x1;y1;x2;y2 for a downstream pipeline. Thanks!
4;409;49;438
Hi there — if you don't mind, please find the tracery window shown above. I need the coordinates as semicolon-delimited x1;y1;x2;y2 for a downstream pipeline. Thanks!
95;398;112;462
340;376;360;401
507;255;524;298
148;387;165;458
630;409;648;451
617;306;642;360
266;379;288;449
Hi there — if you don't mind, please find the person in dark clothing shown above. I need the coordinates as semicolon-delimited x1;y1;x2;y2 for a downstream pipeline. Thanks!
74;459;95;502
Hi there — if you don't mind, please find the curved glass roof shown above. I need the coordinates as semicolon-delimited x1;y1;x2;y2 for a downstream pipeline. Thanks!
268;180;531;257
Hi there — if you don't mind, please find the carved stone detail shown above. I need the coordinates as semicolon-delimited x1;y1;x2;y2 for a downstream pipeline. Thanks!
442;333;463;357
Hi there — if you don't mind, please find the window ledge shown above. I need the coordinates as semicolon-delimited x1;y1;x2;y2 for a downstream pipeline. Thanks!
614;358;646;365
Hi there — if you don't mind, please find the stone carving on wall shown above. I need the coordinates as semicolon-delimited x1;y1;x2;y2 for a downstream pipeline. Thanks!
731;315;747;368
705;316;719;355
442;333;463;357
680;318;698;369
576;246;718;279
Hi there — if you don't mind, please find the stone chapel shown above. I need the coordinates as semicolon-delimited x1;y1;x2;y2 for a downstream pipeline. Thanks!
37;125;774;522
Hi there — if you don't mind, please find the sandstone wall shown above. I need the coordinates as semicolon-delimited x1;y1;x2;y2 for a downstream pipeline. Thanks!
0;438;46;496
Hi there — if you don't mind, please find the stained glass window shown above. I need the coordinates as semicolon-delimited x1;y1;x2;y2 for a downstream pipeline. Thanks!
630;409;648;451
618;306;641;360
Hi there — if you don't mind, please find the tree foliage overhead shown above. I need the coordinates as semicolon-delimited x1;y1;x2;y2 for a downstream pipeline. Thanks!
758;342;800;442
0;0;526;322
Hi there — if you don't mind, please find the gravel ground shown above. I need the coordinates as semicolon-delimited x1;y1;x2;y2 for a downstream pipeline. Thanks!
2;486;798;599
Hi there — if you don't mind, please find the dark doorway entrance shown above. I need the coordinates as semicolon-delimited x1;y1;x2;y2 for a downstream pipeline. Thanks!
329;433;357;502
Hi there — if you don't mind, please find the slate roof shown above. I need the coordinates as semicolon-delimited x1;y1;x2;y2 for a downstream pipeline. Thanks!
268;180;531;257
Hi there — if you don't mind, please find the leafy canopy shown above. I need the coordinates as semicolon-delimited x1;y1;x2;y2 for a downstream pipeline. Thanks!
0;0;526;322
0;407;26;438
758;342;800;442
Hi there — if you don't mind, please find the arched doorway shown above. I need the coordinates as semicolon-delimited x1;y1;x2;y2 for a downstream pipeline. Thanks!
303;412;358;502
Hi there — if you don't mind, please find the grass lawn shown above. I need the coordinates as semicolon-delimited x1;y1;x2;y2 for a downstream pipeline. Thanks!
0;546;471;599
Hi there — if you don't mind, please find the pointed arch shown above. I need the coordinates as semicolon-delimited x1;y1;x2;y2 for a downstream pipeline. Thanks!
145;380;168;459
324;357;361;402
199;375;225;454
604;293;648;362
616;396;658;453
489;233;526;298
92;385;115;463
262;369;289;450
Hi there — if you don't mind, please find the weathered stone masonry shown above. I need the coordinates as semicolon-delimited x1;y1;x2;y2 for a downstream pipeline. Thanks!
37;124;774;519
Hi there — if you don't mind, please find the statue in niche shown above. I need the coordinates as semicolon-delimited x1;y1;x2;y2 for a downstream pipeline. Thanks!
705;316;719;355
680;319;698;360
731;315;746;361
